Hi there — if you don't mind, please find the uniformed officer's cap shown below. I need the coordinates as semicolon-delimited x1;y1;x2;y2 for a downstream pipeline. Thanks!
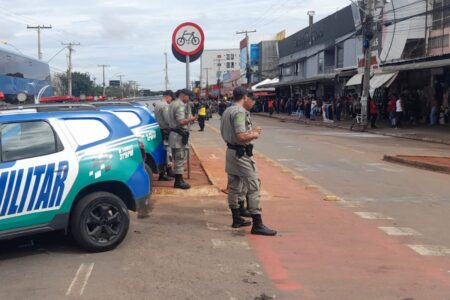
163;90;174;98
180;88;195;100
233;86;250;101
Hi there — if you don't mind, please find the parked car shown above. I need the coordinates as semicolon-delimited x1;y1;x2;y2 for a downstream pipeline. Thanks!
92;102;166;185
0;105;151;252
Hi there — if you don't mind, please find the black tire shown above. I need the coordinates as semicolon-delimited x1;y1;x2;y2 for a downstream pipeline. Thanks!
71;192;130;252
144;163;153;199
177;37;185;46
192;36;200;45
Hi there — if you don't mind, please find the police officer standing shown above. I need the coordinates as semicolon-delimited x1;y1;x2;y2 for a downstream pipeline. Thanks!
167;89;197;189
154;90;175;181
220;87;277;236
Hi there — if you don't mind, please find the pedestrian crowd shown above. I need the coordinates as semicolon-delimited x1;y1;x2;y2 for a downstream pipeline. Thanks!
256;90;450;129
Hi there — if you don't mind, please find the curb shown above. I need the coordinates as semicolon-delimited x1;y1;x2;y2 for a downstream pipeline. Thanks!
153;185;223;197
383;155;450;175
255;113;450;146
190;143;224;191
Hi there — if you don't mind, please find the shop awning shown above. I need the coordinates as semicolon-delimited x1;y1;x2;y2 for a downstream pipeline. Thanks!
369;72;398;96
254;91;275;97
345;73;363;86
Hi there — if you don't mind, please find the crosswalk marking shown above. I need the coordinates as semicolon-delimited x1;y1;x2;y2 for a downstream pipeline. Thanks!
379;227;421;236
211;239;250;250
354;212;393;220
408;245;450;256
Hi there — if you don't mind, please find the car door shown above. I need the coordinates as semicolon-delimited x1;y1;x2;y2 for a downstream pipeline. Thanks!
0;119;78;232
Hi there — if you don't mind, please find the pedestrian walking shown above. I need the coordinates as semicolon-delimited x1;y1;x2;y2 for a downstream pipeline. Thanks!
218;100;227;118
267;99;274;116
388;95;397;127
396;95;404;128
198;102;207;131
369;98;378;128
430;98;439;126
153;90;175;181
220;87;277;236
167;89;197;189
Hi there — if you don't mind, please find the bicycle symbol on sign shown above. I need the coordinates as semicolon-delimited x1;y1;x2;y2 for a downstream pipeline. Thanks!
177;30;200;47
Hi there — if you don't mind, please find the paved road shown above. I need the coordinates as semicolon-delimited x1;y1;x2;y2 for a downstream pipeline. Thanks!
207;115;450;251
0;195;277;300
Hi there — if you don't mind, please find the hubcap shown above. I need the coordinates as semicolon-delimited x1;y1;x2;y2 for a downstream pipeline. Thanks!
85;204;122;244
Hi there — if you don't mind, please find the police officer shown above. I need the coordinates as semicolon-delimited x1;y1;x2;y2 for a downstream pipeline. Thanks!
167;89;197;189
220;87;277;236
154;90;175;181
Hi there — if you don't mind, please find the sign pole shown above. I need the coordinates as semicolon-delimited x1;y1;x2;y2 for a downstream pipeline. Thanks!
186;55;190;89
186;55;191;179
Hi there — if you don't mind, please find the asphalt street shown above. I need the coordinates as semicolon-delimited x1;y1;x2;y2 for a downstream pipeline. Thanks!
0;195;277;300
2;112;450;299
206;115;450;251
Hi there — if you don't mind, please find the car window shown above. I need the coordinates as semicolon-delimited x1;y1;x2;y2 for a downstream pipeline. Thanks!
65;119;110;146
1;121;58;162
113;111;141;128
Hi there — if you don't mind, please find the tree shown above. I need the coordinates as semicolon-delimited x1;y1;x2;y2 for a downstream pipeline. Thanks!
53;72;102;97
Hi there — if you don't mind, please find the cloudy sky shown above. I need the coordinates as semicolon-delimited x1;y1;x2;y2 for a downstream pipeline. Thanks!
1;0;350;91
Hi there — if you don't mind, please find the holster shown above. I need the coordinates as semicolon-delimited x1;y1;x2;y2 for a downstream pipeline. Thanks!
227;143;253;159
162;129;170;142
171;128;190;145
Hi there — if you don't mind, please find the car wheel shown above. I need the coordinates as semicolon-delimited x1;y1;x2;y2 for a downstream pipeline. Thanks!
144;164;153;198
71;192;129;252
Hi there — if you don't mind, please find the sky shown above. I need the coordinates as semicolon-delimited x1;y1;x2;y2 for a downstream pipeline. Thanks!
0;0;351;91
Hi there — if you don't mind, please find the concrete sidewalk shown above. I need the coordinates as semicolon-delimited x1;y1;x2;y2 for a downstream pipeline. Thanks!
256;112;450;146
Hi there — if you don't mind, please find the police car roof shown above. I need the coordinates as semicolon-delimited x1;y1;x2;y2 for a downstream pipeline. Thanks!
90;102;133;107
0;109;118;123
97;105;156;123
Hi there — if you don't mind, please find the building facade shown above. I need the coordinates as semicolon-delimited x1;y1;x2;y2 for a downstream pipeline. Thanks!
199;49;241;89
258;40;279;80
273;4;362;99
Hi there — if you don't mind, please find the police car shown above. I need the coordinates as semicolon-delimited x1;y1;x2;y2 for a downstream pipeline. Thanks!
92;102;166;184
0;105;151;252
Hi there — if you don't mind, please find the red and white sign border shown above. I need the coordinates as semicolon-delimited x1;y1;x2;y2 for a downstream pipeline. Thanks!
172;22;205;57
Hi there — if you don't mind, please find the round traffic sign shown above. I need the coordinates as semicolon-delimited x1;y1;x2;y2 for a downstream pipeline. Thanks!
172;22;205;56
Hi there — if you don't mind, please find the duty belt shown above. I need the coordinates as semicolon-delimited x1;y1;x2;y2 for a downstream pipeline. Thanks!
227;143;254;158
170;128;190;145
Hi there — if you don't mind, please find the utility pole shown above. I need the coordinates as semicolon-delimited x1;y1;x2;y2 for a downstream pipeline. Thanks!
98;64;110;97
164;52;169;90
62;42;80;96
361;0;374;128
117;74;125;98
27;25;52;60
236;30;256;86
202;67;212;97
214;57;225;97
129;80;137;97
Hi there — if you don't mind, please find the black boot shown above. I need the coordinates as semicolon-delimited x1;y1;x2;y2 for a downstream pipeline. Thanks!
239;201;252;218
166;167;175;178
159;172;173;181
174;174;191;190
231;208;252;228
251;214;277;236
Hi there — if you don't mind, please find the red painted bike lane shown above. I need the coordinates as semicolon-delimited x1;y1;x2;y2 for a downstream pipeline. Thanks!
192;129;450;299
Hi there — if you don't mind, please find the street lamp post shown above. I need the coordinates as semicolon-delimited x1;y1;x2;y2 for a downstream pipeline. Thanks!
0;41;24;55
